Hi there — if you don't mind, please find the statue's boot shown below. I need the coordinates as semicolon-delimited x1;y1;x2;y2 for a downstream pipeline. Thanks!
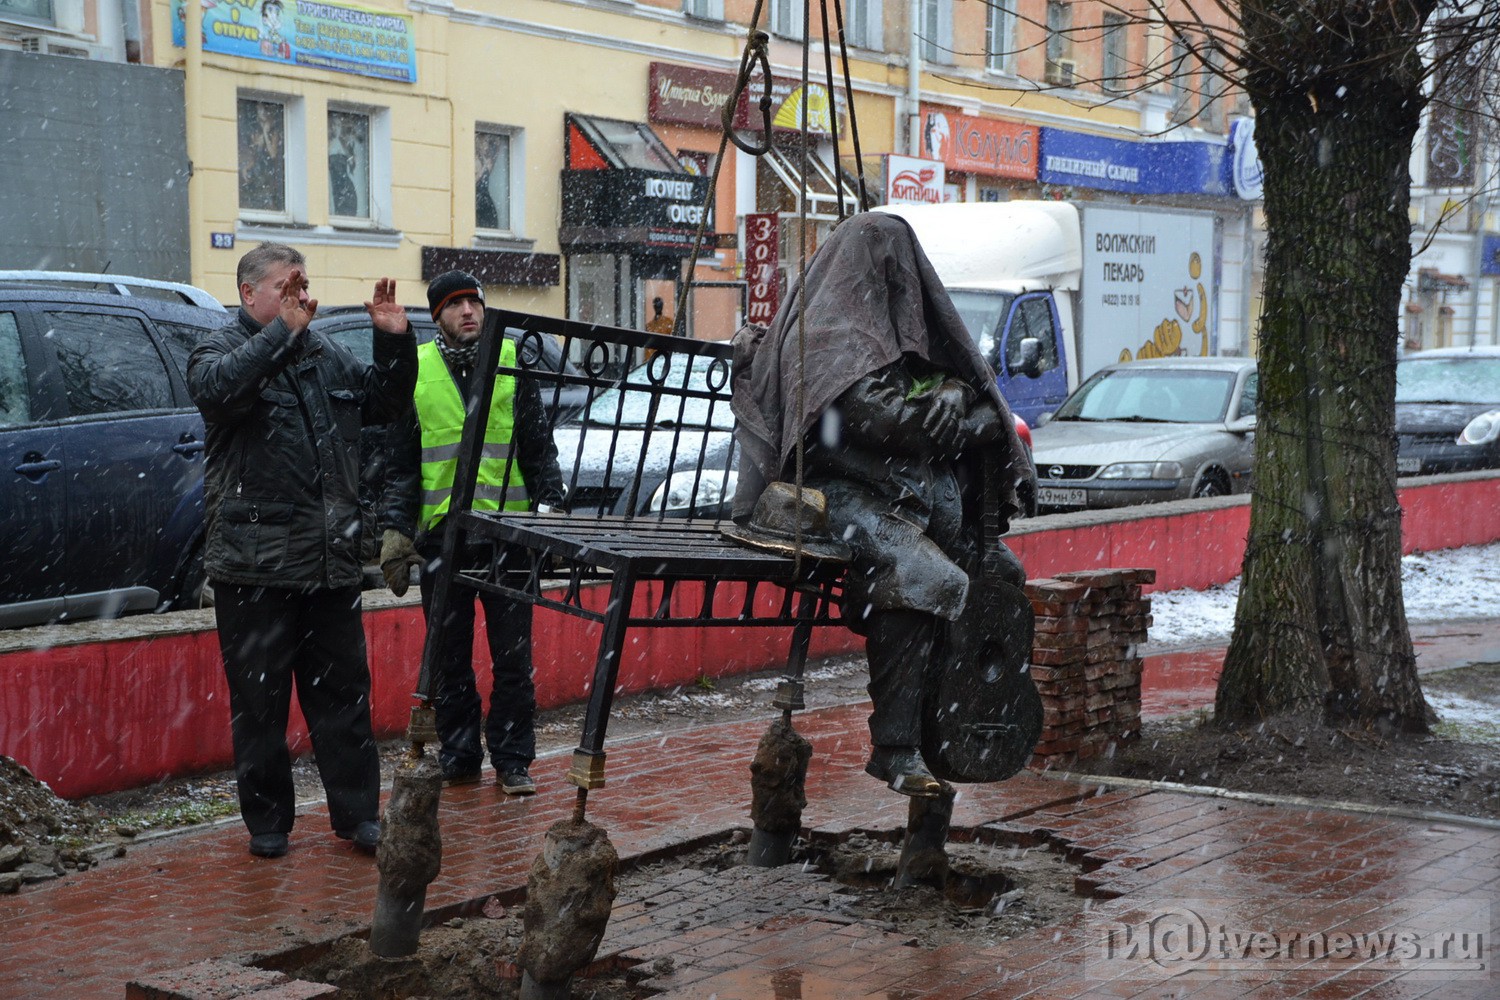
864;610;944;798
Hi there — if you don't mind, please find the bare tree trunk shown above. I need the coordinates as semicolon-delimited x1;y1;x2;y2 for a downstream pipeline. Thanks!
1216;1;1434;732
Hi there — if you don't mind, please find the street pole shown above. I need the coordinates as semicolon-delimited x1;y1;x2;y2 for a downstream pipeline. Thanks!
184;0;204;288
907;0;922;156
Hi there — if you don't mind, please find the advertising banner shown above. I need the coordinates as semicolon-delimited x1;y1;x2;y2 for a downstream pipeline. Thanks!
919;107;1037;180
884;154;946;205
172;0;417;83
1079;205;1219;372
1040;129;1231;197
744;213;780;326
1228;117;1264;201
649;62;844;136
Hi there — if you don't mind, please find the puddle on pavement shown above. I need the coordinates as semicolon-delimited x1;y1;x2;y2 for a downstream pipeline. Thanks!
261;827;1089;1000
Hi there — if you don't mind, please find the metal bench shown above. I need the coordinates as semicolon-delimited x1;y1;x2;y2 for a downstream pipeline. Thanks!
422;307;847;795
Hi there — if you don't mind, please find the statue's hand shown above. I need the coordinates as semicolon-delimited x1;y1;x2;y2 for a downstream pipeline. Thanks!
920;381;969;449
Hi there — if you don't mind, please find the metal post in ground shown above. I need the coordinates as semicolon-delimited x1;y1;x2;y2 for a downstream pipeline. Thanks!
895;785;955;888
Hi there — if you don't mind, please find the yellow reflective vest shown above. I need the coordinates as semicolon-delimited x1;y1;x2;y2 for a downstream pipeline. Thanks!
415;339;529;531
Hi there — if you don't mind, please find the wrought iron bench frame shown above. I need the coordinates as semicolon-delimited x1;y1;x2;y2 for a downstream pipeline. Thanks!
423;307;847;793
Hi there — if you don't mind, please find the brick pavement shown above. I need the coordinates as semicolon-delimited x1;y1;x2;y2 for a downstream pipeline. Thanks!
2;701;1497;999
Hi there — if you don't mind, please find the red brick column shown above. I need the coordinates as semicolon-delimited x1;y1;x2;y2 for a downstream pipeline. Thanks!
1025;569;1154;768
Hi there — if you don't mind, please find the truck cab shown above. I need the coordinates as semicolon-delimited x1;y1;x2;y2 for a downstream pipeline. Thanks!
877;202;1082;426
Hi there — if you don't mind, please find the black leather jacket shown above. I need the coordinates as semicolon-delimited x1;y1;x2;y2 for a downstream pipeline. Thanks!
188;307;417;588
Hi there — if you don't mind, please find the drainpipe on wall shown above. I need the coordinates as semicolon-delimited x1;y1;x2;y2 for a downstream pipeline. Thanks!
185;0;204;286
907;0;922;156
119;0;141;62
1470;194;1488;346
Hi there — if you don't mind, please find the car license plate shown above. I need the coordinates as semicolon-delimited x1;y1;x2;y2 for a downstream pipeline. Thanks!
1037;486;1087;507
1397;456;1421;474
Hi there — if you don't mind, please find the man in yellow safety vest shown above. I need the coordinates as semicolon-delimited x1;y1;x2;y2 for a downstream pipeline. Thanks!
378;270;565;792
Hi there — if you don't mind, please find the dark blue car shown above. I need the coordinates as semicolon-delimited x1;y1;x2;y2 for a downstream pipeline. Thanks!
0;272;228;628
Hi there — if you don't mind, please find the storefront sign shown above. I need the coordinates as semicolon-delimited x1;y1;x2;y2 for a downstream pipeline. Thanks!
1039;129;1231;197
648;62;844;136
884;155;946;205
561;168;712;252
1228;117;1264;201
744;213;780;326
920;107;1037;180
1482;235;1500;276
649;63;738;129
171;0;416;82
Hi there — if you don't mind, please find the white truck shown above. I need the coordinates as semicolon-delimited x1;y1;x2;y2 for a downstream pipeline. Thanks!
877;201;1222;425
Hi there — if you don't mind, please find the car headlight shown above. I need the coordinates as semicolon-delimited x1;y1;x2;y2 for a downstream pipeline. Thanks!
1458;410;1500;446
647;470;738;513
1096;461;1183;481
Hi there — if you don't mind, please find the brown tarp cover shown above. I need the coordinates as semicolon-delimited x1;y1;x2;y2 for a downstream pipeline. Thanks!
731;211;1028;521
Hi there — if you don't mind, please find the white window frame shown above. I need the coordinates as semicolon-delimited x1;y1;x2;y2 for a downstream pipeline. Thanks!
237;91;306;226
682;0;722;18
768;0;804;39
919;0;953;65
326;103;391;230
475;123;525;240
844;0;882;51
1101;12;1127;92
985;1;1013;73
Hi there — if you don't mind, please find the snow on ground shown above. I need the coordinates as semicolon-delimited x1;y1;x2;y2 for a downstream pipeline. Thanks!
1148;541;1500;648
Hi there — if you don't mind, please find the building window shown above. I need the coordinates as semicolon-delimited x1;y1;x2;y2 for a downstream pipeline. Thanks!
1170;34;1191;113
238;93;305;222
986;2;1014;73
768;0;804;38
327;109;370;221
845;0;881;50
477;126;521;234
1200;44;1224;130
918;0;952;65
682;0;722;17
3;0;53;25
1102;12;1127;92
1045;2;1074;85
238;96;288;216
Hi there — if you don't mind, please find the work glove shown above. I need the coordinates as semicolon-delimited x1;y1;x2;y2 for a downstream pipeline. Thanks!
379;529;421;597
919;380;972;451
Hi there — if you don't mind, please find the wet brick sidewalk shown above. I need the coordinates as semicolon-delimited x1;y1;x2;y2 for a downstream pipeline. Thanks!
3;700;1498;998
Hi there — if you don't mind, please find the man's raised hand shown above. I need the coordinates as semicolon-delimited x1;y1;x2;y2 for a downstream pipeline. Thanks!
365;277;412;335
278;268;318;334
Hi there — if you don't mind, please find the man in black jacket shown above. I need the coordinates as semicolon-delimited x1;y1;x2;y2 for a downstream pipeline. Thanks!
378;271;565;793
188;243;417;858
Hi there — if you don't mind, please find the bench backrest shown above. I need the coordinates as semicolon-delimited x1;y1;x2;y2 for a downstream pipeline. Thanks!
488;308;740;523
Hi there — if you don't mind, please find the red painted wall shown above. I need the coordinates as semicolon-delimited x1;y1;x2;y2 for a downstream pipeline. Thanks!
3;473;1496;799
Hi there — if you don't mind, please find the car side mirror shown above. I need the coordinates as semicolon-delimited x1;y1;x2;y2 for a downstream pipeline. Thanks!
1017;337;1043;379
1035;411;1053;427
1226;415;1256;434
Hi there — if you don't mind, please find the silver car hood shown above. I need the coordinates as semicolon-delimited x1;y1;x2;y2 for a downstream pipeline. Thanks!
1031;420;1230;463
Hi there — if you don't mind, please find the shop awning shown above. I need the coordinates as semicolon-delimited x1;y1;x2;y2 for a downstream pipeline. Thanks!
761;144;860;222
566;114;685;172
561;114;713;256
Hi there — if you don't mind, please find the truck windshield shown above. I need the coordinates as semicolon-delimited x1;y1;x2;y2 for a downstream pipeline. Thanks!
947;290;1016;365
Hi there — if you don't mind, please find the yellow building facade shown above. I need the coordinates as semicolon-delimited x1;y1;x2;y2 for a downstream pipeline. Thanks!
148;0;1242;343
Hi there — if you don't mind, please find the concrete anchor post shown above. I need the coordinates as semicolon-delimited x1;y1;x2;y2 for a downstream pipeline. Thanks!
895;786;955;888
518;817;618;999
747;715;813;867
368;754;443;957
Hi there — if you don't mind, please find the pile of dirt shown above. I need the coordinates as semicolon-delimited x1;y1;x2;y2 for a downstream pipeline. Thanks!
0;756;121;891
1068;663;1500;822
274;832;1085;1000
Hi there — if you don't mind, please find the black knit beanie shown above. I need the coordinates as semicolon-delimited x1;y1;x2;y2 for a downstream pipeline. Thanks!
427;270;484;320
